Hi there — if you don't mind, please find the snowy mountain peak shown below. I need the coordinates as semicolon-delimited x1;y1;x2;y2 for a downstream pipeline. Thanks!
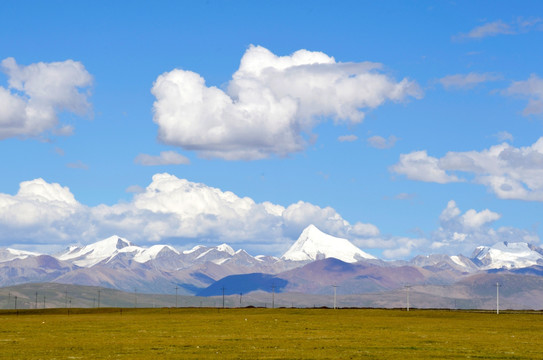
99;235;132;250
57;235;135;267
472;241;543;269
183;245;206;255
281;224;376;263
216;243;235;256
133;244;179;263
0;248;41;263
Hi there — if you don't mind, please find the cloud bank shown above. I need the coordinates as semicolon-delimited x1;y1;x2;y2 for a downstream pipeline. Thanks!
392;137;543;201
152;45;422;160
0;174;536;259
0;58;92;140
0;174;380;255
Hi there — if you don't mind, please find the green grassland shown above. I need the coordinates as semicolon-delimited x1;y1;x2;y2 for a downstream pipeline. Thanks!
1;308;543;359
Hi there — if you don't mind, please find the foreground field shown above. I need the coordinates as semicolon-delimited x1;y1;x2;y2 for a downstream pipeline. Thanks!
1;308;543;359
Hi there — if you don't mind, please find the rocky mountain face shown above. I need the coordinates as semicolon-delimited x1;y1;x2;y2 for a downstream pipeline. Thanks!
1;225;543;297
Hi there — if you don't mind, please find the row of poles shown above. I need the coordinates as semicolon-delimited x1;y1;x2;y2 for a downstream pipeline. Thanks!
3;282;504;312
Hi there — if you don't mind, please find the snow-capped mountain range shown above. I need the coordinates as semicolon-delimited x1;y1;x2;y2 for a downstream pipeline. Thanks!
1;224;543;295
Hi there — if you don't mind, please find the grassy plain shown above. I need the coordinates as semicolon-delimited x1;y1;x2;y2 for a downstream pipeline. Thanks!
1;308;543;359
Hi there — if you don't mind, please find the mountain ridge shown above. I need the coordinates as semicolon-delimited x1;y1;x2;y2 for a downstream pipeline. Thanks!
1;226;543;296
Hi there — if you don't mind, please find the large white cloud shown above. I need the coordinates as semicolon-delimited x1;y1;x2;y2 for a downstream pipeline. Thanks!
0;179;82;242
392;138;543;201
151;45;422;160
0;58;92;139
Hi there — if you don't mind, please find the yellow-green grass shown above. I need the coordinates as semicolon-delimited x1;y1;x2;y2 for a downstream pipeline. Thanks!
1;308;543;359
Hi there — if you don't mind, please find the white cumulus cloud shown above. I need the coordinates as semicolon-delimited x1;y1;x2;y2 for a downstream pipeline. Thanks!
152;45;422;160
431;200;536;255
390;150;461;184
392;138;543;201
0;57;92;140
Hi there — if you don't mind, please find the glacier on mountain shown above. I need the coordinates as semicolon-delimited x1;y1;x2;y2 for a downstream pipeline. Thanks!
281;224;376;263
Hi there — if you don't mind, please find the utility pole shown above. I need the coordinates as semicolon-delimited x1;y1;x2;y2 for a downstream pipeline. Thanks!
65;287;68;308
405;285;411;312
175;286;178;308
496;282;501;314
272;284;276;309
98;290;101;308
332;285;338;309
14;296;17;310
239;293;242;308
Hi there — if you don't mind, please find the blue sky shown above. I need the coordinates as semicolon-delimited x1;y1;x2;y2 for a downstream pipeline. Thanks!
1;1;542;259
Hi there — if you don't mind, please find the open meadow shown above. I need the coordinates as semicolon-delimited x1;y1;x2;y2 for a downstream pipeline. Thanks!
1;308;543;359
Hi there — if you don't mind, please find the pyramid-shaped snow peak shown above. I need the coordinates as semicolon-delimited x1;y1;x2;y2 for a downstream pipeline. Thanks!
281;225;376;263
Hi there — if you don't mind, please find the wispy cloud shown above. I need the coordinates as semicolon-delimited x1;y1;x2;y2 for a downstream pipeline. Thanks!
337;134;358;142
66;160;89;170
494;131;514;142
125;185;145;194
503;74;543;115
439;72;502;90
455;18;542;40
134;151;190;166
367;135;398;149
